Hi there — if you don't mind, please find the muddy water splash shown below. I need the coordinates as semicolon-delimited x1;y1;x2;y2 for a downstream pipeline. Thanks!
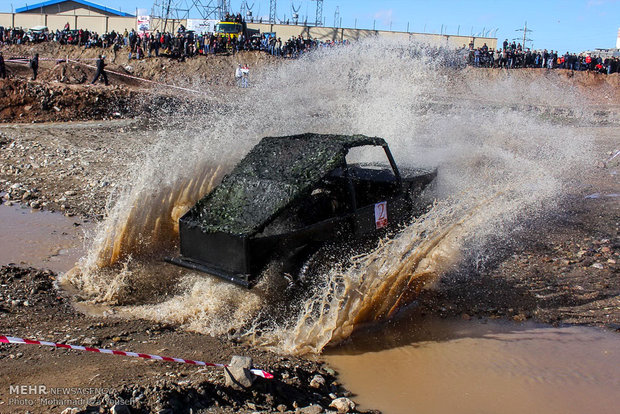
63;38;594;354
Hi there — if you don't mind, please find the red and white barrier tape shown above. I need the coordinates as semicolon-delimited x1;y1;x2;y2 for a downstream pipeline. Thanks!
68;59;206;95
0;335;273;379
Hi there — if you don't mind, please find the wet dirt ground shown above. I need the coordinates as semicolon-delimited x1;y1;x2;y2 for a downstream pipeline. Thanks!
0;119;617;413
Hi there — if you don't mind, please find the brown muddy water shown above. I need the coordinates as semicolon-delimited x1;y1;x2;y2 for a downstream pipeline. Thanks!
0;203;88;272
324;317;620;414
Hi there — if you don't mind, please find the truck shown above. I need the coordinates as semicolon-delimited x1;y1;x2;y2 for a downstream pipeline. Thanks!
167;133;436;287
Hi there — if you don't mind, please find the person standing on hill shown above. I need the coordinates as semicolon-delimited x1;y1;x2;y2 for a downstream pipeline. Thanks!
91;54;109;85
235;63;243;87
241;64;249;88
29;53;38;80
0;52;6;79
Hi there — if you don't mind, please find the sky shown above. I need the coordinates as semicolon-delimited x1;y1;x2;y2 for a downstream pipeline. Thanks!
3;0;619;52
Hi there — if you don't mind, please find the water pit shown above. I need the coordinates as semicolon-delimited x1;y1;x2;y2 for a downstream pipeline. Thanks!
325;317;620;414
0;203;88;273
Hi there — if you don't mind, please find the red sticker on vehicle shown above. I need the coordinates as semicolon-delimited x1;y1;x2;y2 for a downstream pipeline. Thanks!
375;201;388;229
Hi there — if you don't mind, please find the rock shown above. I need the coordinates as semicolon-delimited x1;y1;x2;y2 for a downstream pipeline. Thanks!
513;314;527;322
224;356;254;388
461;313;471;320
246;402;257;410
309;374;326;389
64;190;77;196
110;405;131;414
82;337;99;346
297;404;323;414
591;263;604;269
329;397;355;413
60;408;79;414
277;404;287;412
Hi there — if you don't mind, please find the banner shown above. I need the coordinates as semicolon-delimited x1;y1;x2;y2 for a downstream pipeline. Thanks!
187;19;219;34
137;15;150;32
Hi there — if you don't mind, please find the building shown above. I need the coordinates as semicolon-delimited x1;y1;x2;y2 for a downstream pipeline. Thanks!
15;0;133;17
0;0;134;33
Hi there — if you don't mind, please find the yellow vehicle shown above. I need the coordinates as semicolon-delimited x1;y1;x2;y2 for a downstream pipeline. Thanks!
215;21;244;39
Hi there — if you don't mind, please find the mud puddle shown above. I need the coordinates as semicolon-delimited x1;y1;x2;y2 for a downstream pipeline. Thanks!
0;203;89;273
324;317;619;414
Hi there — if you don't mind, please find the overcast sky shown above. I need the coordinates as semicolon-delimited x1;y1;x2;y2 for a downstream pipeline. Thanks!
4;0;619;52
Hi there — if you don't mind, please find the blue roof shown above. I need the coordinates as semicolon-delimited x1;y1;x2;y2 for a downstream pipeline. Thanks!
16;0;134;17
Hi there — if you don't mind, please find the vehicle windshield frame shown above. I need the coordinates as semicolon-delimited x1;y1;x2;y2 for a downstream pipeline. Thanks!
215;23;242;34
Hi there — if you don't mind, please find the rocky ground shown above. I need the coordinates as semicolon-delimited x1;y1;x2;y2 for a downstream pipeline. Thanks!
416;191;619;329
0;119;160;218
0;266;363;414
414;124;619;330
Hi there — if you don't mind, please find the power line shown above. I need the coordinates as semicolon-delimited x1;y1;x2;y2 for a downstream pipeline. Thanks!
269;0;276;23
514;21;533;49
310;0;323;27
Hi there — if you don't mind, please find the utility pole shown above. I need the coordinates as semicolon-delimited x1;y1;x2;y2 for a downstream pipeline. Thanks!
334;6;339;28
515;21;533;49
310;0;323;26
269;0;276;24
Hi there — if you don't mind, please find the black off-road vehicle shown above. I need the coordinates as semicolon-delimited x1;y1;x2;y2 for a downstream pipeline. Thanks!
167;133;436;287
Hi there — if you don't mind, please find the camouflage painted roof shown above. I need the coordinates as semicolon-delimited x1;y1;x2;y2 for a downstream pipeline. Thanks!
183;133;386;236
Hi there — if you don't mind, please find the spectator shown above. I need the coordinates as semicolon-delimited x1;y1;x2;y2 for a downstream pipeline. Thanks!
0;51;6;78
91;54;108;86
241;64;249;88
29;53;39;80
235;63;242;87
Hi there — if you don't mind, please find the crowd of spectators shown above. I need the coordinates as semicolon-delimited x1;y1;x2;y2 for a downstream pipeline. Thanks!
467;39;619;75
0;23;617;74
0;22;347;62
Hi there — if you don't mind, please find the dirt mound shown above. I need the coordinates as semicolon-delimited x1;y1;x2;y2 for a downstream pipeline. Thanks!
2;43;279;89
43;61;90;84
0;77;211;123
0;78;135;122
461;67;620;105
1;43;278;123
